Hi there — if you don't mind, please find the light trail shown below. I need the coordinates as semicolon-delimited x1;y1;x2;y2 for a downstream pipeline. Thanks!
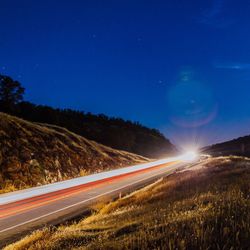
0;153;196;207
0;162;184;234
0;156;197;244
0;161;176;219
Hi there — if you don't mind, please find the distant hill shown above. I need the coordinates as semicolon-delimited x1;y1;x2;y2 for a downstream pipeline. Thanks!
203;135;250;157
0;112;148;193
2;101;176;158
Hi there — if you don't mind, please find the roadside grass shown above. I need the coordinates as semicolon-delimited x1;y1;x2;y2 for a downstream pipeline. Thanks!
0;182;18;194
4;156;250;250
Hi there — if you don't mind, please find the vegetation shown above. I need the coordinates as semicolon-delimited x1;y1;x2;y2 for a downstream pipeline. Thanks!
203;135;250;157
5;156;250;249
0;74;176;158
0;112;148;194
0;75;25;112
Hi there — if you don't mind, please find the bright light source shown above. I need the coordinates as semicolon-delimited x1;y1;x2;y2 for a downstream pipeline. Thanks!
179;151;198;162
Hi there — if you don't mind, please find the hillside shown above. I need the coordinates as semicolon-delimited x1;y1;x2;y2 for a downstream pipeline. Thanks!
0;74;176;159
1;101;176;158
5;156;250;250
203;135;250;157
0;112;148;194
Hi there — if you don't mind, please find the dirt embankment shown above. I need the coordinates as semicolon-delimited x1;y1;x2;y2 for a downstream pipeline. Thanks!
0;112;149;193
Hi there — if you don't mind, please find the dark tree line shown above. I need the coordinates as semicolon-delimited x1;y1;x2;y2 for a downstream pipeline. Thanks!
203;135;250;157
0;75;24;112
0;74;176;158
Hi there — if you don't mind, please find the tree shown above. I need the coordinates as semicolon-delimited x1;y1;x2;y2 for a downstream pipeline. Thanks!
0;74;25;112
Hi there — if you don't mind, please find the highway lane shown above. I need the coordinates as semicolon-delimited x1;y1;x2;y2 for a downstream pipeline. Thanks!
0;159;191;247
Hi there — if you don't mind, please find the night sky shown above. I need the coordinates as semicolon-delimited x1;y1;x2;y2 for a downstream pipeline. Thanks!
1;0;250;149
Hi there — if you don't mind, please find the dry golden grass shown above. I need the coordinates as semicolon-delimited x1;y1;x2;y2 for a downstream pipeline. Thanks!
0;112;149;194
0;181;17;194
5;156;250;250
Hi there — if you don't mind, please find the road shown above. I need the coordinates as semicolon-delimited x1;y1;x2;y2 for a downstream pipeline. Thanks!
0;159;191;247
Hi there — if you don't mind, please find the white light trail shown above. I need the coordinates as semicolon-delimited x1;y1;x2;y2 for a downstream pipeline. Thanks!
0;153;197;206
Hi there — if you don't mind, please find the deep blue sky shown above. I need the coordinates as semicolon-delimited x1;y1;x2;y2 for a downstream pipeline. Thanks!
1;0;250;148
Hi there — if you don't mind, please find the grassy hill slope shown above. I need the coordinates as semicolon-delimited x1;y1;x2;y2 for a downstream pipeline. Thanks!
0;112;148;193
5;156;250;249
4;101;177;158
203;135;250;157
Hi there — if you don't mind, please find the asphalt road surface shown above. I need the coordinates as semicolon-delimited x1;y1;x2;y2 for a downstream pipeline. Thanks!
0;160;190;247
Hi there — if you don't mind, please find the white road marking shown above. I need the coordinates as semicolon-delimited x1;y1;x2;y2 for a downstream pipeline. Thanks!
0;164;180;234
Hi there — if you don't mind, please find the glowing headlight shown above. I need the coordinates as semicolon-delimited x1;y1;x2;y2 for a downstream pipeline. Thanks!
179;151;198;162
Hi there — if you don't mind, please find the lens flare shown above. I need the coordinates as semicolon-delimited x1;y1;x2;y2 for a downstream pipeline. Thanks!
167;69;217;128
